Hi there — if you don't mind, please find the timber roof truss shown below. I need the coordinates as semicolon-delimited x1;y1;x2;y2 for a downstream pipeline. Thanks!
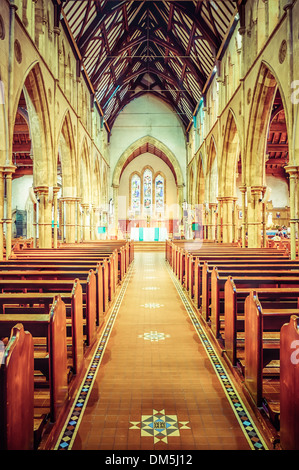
61;0;238;132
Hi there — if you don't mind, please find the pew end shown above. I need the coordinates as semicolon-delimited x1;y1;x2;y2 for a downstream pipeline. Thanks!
0;323;34;450
280;315;299;450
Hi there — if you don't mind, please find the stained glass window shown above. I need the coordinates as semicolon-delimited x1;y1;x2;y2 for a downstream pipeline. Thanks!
143;168;152;212
155;174;164;213
131;173;141;213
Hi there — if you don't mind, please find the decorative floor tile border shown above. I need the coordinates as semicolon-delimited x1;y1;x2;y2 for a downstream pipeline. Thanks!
54;261;135;450
165;260;269;451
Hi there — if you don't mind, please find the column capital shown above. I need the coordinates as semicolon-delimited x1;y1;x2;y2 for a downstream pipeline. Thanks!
60;196;77;202
222;196;238;202
34;185;49;194
285;165;299;176
250;185;264;194
0;165;17;176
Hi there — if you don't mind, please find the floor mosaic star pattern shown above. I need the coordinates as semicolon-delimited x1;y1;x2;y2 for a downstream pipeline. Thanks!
140;303;164;308
142;287;160;290
129;409;190;444
138;331;170;341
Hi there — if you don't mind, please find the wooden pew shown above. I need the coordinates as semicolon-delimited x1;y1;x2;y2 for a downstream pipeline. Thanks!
0;295;68;425
0;265;105;324
0;323;34;450
188;251;291;306
12;246;123;289
280;315;299;450
0;286;84;377
210;268;299;339
224;277;299;367
0;272;97;351
244;291;297;420
2;257;112;311
193;258;299;306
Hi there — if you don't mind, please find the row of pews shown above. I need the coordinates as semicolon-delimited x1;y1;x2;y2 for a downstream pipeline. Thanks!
166;239;299;450
0;240;134;450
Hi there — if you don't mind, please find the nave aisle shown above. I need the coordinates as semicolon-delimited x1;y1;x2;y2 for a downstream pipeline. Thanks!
53;252;268;451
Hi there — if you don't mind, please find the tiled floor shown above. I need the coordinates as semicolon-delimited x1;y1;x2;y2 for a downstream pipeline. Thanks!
54;252;268;451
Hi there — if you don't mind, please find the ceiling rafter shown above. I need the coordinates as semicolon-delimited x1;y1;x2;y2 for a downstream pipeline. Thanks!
62;0;238;131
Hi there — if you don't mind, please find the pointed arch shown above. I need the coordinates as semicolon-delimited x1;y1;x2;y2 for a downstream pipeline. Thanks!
220;109;240;196
79;136;91;204
57;110;76;197
206;136;218;203
196;152;205;205
188;165;194;206
245;61;290;186
12;62;54;186
93;153;102;208
112;135;184;188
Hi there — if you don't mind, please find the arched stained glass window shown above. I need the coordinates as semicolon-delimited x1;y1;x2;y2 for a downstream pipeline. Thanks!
143;168;152;212
155;174;164;213
131;173;141;213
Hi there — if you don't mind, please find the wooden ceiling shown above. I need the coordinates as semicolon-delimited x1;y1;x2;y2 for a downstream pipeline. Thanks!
62;0;238;131
12;1;289;180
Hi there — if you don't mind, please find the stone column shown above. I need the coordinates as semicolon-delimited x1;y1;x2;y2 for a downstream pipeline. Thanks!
53;187;60;248
76;198;82;243
34;186;52;248
247;186;263;248
233;200;239;243
64;197;76;243
261;187;267;248
81;203;90;241
5;166;16;258
0;169;4;260
216;197;224;242
177;184;184;226
112;184;119;238
239;185;247;247
209;203;217;241
90;204;96;240
222;196;237;243
59;197;65;242
285;166;298;259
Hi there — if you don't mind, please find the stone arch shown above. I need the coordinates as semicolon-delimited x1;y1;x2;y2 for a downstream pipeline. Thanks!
188;165;194;206
196;152;205;205
56;110;77;243
56;109;76;197
112;135;184;188
12;62;54;187
245;61;289;187
93;154;101;208
220;109;240;197
79;136;91;204
245;61;290;248
206;136;218;203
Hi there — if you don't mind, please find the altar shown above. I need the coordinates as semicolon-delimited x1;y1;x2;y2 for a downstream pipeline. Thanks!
130;227;168;241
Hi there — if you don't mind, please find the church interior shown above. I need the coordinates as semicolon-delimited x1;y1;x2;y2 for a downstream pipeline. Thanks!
0;0;299;452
